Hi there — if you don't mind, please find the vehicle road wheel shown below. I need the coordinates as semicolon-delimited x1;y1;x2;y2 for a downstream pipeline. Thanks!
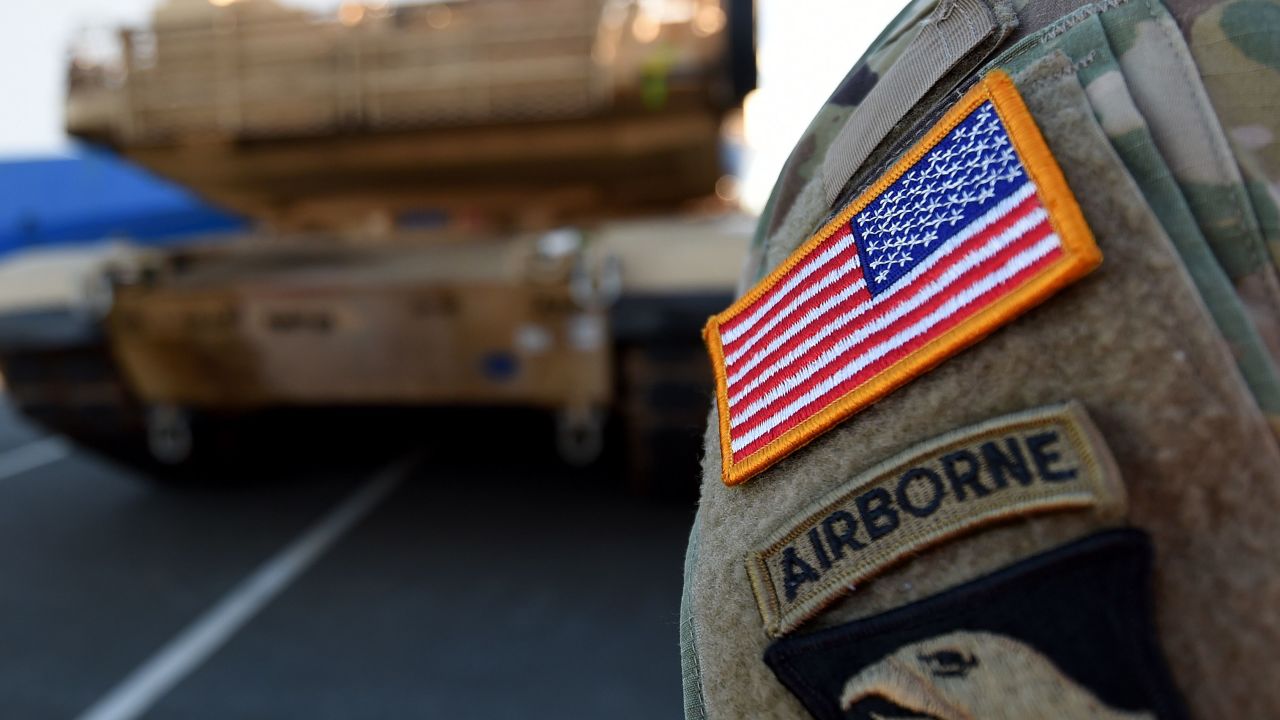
556;406;605;467
145;404;195;466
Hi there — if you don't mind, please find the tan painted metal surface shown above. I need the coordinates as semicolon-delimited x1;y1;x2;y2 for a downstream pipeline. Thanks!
107;236;612;410
67;0;736;227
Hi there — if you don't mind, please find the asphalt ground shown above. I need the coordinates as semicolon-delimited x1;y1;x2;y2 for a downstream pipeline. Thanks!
0;404;698;719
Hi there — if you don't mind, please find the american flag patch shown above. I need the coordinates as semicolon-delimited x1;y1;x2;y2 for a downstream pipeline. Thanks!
705;71;1101;486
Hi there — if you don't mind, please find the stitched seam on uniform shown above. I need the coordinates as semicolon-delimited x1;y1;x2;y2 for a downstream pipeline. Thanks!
1038;6;1102;45
1073;49;1098;73
883;0;945;47
1017;50;1099;94
679;516;709;720
745;403;1125;636
1034;0;1134;47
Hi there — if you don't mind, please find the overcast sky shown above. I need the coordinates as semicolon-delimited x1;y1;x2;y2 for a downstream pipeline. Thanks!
0;0;907;210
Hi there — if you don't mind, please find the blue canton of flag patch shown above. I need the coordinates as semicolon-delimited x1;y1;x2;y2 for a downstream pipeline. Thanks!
854;102;1026;296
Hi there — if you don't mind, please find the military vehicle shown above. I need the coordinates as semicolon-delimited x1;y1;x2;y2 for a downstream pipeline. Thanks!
3;0;754;487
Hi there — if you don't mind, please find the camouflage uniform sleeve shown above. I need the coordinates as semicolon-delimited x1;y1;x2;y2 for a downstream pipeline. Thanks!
1173;0;1280;203
1175;0;1280;350
682;1;1280;718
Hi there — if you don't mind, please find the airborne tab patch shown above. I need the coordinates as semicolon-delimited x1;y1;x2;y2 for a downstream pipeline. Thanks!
746;403;1125;638
704;71;1101;486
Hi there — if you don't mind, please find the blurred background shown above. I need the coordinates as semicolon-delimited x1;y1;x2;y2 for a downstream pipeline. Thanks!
0;1;904;717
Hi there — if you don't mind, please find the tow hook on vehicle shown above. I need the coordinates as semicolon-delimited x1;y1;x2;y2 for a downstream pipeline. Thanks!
556;405;604;467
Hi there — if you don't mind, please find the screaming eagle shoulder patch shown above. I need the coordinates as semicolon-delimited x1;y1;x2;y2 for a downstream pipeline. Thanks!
763;530;1189;720
704;70;1101;486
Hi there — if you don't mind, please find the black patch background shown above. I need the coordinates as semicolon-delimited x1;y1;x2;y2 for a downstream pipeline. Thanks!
763;529;1188;720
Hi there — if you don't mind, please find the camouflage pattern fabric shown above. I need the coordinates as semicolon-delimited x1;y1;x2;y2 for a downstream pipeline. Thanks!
1098;0;1280;365
1175;0;1280;212
1177;0;1280;355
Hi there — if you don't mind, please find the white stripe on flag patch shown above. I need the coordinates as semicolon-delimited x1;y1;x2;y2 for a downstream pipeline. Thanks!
720;232;860;345
731;234;1061;452
724;253;862;366
726;183;1040;397
728;200;1048;416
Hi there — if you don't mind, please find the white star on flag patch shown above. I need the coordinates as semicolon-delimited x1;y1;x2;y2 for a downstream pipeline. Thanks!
704;71;1102;486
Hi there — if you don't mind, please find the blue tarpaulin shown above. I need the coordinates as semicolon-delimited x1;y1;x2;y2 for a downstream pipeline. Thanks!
0;147;245;256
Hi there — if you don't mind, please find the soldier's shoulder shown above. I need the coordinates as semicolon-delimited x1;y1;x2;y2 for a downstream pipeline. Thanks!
685;0;1280;718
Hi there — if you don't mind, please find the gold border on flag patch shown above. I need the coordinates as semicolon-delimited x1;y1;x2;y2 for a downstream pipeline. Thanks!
704;71;1102;486
745;402;1126;637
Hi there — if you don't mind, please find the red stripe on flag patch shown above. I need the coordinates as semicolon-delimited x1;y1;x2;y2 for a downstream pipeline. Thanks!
704;71;1102;486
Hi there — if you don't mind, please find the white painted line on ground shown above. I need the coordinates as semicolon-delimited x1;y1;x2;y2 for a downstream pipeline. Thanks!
0;437;70;481
76;455;416;720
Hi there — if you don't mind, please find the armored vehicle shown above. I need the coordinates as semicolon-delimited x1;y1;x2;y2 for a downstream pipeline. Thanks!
4;0;755;487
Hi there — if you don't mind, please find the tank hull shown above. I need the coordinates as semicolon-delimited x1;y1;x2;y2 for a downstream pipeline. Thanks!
112;103;725;228
107;238;612;412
